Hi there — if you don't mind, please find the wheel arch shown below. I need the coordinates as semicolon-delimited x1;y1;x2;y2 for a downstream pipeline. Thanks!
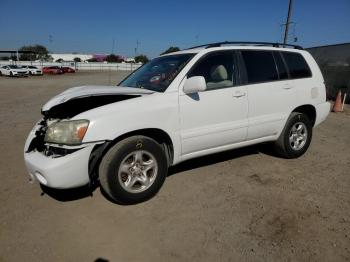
111;128;174;165
88;128;175;187
291;104;316;126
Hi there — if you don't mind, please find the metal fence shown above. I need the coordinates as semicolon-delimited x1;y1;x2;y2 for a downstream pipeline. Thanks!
0;61;142;71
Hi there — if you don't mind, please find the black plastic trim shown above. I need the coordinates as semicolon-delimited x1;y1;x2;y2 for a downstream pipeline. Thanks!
88;142;111;188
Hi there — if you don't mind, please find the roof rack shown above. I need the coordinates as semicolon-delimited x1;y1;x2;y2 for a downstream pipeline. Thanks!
186;41;304;50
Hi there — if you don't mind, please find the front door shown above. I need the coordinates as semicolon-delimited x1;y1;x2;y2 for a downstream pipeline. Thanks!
179;51;249;156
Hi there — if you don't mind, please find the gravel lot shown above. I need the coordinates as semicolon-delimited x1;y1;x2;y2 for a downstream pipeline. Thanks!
0;71;349;262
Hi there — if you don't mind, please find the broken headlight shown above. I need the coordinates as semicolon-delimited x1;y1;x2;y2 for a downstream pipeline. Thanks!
44;120;89;145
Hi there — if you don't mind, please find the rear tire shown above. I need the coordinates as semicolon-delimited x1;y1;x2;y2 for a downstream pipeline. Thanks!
274;112;312;158
99;136;168;204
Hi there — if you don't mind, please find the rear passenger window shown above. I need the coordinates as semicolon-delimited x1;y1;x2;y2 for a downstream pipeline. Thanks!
241;51;278;84
282;52;311;79
273;52;288;80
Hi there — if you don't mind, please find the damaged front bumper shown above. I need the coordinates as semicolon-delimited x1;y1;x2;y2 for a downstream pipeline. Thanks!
24;120;107;189
24;145;95;188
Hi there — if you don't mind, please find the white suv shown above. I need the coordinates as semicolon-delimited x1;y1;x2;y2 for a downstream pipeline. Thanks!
24;42;330;204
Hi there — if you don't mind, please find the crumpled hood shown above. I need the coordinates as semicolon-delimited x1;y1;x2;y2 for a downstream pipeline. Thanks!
42;85;154;111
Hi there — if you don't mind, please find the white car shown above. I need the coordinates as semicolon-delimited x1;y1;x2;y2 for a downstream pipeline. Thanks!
24;42;330;204
21;65;43;75
0;65;29;77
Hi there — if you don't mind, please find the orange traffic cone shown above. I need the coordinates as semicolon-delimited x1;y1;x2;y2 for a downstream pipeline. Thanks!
332;90;343;112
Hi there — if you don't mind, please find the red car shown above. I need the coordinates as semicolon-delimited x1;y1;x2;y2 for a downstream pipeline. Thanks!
61;67;76;73
43;66;64;74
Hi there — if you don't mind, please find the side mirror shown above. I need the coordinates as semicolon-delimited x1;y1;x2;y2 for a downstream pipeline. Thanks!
183;76;206;94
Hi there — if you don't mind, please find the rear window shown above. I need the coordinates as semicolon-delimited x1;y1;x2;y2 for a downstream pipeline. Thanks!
282;52;311;79
241;51;278;84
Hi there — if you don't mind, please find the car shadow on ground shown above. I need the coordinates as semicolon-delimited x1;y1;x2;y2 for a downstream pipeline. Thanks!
40;143;278;203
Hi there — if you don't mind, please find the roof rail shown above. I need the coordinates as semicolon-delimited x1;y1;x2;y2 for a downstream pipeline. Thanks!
186;41;304;50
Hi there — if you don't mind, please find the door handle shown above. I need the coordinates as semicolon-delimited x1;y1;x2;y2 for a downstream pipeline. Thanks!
282;84;293;90
233;91;246;98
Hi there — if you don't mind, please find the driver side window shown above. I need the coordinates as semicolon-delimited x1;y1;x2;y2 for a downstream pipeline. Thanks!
188;51;236;90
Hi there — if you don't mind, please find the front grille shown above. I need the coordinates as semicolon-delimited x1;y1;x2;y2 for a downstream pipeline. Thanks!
43;146;80;158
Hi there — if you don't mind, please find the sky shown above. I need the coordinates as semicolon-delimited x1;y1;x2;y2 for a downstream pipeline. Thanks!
0;0;349;58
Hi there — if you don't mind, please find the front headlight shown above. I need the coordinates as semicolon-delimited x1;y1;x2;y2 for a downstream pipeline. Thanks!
44;120;89;145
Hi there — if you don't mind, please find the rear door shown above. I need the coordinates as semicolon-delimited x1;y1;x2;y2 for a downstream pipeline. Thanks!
239;50;297;140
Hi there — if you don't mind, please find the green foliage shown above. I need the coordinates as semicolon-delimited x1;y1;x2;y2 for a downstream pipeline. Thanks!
19;45;51;61
56;58;64;63
87;58;98;62
105;54;124;63
10;55;17;61
73;57;82;62
134;54;149;64
160;46;180;55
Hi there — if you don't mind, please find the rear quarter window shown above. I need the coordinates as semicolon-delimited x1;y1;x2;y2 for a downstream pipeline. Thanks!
282;52;312;79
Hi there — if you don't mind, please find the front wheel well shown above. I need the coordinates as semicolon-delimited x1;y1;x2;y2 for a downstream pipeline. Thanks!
107;128;174;166
292;105;316;126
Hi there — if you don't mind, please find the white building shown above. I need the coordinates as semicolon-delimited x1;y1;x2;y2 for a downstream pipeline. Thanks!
50;53;93;62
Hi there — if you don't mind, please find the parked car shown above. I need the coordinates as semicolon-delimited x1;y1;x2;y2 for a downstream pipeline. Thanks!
22;65;43;75
0;65;29;77
61;67;76;73
24;42;330;204
43;66;64;74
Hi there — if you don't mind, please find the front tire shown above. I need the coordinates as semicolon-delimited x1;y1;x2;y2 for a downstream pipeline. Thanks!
275;112;312;158
99;136;168;204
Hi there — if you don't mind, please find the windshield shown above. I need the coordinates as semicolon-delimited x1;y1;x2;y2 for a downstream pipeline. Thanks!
119;53;194;92
8;65;20;69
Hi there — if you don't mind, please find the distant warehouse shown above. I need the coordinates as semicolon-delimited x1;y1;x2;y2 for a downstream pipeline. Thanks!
50;53;130;63
50;53;93;62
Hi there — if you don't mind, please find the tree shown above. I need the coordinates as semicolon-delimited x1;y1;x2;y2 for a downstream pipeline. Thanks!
134;54;149;64
10;55;17;61
160;46;180;55
19;45;51;61
87;57;98;62
105;54;123;63
73;57;82;62
56;58;64;63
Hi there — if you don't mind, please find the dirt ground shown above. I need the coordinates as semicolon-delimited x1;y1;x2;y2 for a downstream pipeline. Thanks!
0;71;349;262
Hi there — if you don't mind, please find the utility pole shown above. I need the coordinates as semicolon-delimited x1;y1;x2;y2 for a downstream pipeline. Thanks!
283;0;293;45
135;40;140;56
111;39;115;54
